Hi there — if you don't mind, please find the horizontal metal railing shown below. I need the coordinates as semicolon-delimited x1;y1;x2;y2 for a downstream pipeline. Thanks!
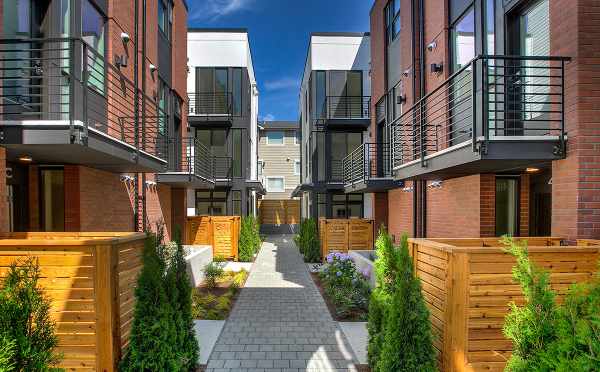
0;38;168;161
187;92;233;117
164;137;214;182
323;96;371;120
343;143;391;186
389;55;569;170
213;156;233;180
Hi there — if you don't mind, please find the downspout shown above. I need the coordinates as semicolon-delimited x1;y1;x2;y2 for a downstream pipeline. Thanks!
418;0;427;238
141;0;148;230
411;0;418;238
133;0;139;231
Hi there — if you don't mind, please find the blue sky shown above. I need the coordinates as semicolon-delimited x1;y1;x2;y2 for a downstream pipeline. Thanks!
188;0;374;122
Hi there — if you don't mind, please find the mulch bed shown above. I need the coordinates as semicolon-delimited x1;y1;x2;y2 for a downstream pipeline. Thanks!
192;271;248;320
355;365;371;372
310;272;368;322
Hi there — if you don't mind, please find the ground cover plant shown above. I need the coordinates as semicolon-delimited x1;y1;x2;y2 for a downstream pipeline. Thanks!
192;269;248;320
367;228;437;372
0;258;63;371
313;252;371;321
294;218;321;262
502;237;600;372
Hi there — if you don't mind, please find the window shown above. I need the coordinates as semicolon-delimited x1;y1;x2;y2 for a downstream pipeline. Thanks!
195;68;229;114
331;193;363;219
40;168;65;232
232;191;242;216
158;79;168;135
294;160;301;175
331;132;362;181
232;68;243;116
232;129;242;177
196;129;227;156
257;160;264;177
317;193;327;218
266;131;284;145
451;7;475;71
196;191;228;216
82;0;106;93
485;0;495;54
315;71;326;119
266;177;285;192
496;178;519;236
295;131;301;145
328;71;363;118
158;0;172;39
386;0;401;43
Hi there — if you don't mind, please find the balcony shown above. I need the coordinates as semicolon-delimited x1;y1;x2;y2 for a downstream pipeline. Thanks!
213;156;233;184
343;143;402;193
156;137;215;188
315;96;371;128
0;38;168;173
187;92;234;126
389;55;569;180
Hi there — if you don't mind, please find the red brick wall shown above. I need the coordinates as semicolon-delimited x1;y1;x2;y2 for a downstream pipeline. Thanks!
427;175;481;238
480;174;495;237
79;167;134;232
373;192;389;233
64;166;81;232
28;166;39;231
0;148;8;233
423;0;449;93
520;174;530;236
172;0;188;100
388;183;414;240
145;174;173;241
171;188;187;240
551;0;600;240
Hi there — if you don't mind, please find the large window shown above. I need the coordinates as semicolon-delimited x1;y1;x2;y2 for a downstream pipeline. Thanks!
40;168;65;232
330;132;362;181
82;0;106;93
232;129;242;178
329;71;363;118
266;177;285;193
196;129;227;156
158;0;172;39
496;178;519;236
232;68;243;116
158;79;168;135
386;0;401;43
196;68;229;114
331;193;363;219
196;191;228;216
294;160;301;176
266;131;284;145
232;191;242;216
315;71;326;119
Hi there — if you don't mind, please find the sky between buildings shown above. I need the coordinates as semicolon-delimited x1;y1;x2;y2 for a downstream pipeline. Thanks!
188;0;374;122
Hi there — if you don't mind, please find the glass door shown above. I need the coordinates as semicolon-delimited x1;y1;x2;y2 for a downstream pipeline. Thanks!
40;168;65;232
495;177;519;236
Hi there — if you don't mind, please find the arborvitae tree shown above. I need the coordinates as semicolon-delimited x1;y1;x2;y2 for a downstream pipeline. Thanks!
119;234;178;371
238;216;255;262
0;258;62;371
375;233;437;372
367;288;387;368
502;237;557;372
170;227;200;371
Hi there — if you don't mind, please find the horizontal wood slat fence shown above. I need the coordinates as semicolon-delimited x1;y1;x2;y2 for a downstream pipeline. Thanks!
185;216;240;260
406;237;600;372
0;232;146;372
319;218;374;259
258;200;300;225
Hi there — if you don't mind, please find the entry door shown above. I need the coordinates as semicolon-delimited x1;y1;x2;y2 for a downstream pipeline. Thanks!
40;168;65;232
495;177;519;236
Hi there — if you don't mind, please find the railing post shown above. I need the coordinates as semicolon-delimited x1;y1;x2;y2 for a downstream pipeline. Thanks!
81;41;89;145
68;39;76;143
560;59;566;156
472;58;478;152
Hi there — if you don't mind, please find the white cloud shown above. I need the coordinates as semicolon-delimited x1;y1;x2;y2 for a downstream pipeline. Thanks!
260;114;276;121
189;0;253;22
263;77;299;91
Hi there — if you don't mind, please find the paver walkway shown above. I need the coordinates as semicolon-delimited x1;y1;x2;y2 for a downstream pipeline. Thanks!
206;235;359;372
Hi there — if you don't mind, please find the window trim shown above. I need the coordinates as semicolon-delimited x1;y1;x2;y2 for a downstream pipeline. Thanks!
266;131;285;146
294;159;301;176
266;176;285;192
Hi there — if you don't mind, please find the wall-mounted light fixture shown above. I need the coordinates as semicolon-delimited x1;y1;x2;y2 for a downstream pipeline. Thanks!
402;186;414;192
18;155;33;163
526;167;541;173
428;180;443;188
149;64;157;74
115;54;128;68
120;175;134;183
403;68;411;77
120;32;130;44
396;95;407;105
427;41;437;52
431;63;443;74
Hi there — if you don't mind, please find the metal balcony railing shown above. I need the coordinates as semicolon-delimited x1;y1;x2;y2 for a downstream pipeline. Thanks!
322;96;371;120
389;55;569;170
213;156;233;180
165;137;214;182
343;143;391;186
0;38;168;161
188;92;233;117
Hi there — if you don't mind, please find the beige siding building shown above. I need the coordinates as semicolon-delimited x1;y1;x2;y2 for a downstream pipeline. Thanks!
258;121;301;200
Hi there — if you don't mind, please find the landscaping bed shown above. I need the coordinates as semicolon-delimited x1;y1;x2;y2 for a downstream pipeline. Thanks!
192;269;249;320
310;253;371;322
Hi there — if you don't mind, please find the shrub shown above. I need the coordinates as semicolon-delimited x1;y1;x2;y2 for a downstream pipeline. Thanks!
542;272;600;371
239;216;261;262
367;288;387;368
375;233;437;372
203;261;225;288
320;252;371;318
502;237;557;372
0;258;62;371
168;228;200;371
295;219;321;262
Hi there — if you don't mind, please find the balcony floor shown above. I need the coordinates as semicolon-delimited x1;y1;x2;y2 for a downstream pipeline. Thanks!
155;172;215;189
344;177;404;193
0;121;167;173
393;137;564;180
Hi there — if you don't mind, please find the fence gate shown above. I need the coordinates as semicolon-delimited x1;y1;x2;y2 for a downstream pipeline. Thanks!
259;200;300;225
186;216;240;260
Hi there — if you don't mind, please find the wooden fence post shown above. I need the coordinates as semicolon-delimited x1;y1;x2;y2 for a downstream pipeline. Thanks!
95;244;120;372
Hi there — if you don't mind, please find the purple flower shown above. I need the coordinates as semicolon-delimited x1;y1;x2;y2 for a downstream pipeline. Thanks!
361;268;371;278
326;255;333;263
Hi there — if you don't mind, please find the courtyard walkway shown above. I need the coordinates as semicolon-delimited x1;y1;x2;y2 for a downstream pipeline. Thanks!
206;235;359;372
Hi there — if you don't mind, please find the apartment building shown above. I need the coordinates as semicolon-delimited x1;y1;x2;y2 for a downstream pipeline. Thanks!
295;33;377;220
258;121;300;200
0;0;190;239
358;0;599;241
184;29;263;218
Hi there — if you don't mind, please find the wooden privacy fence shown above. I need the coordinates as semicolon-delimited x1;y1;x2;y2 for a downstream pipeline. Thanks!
319;218;374;259
0;232;146;372
186;216;241;260
259;200;300;225
406;237;600;372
